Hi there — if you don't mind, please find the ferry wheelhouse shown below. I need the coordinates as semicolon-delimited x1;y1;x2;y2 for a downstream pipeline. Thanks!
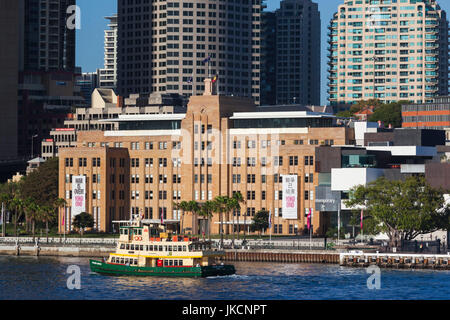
89;218;235;277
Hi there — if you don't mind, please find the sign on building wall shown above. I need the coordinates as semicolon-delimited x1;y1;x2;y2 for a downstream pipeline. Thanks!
315;186;341;212
72;176;86;216
282;175;298;219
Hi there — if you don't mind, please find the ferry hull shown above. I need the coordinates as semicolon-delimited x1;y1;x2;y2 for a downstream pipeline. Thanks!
89;260;235;278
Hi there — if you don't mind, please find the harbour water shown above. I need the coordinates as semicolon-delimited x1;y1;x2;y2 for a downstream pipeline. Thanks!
1;256;450;300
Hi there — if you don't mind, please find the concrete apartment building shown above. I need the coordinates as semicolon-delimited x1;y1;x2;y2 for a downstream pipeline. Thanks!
41;89;186;159
58;80;354;235
14;0;80;159
0;0;20;162
22;0;76;73
117;0;265;104
328;0;449;106
275;0;321;106
99;15;118;90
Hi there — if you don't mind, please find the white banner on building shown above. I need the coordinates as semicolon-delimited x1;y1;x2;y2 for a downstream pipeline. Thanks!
72;175;86;216
282;175;298;220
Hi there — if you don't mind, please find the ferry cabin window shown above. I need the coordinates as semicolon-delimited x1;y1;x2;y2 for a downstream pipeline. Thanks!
120;258;125;264
164;260;168;267
140;245;144;251
168;246;173;251
173;246;177;252
159;245;163;251
179;260;183;266
126;244;130;250
111;257;115;263
120;244;125;250
182;246;186;252
169;260;174;266
178;245;182;251
174;260;178;266
131;244;135;251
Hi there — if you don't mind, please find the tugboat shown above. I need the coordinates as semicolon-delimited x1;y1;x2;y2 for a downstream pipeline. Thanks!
89;218;235;277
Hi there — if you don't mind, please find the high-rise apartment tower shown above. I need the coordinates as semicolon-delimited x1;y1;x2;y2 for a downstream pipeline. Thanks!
117;0;264;104
328;0;449;106
275;0;321;106
99;15;118;89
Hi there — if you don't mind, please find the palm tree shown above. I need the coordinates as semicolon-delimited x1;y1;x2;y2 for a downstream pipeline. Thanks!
10;197;24;238
53;198;67;236
199;201;215;240
229;192;244;246
39;205;55;243
214;196;230;249
187;201;200;235
174;200;189;235
0;192;12;237
24;199;40;242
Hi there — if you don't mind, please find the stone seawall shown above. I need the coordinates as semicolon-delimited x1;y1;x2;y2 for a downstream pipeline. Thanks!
0;245;112;258
221;250;340;264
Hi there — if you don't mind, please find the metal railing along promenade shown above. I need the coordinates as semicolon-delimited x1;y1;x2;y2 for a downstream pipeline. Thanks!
0;237;118;246
0;237;328;250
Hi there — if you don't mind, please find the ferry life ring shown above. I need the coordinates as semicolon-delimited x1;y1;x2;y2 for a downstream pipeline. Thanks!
134;236;142;241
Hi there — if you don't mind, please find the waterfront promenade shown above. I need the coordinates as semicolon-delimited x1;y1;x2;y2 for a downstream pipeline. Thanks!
1;236;449;270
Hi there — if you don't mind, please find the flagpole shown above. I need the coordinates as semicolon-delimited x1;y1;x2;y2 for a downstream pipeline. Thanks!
309;210;312;250
337;202;341;246
1;202;4;237
63;204;66;243
361;209;364;244
269;209;272;242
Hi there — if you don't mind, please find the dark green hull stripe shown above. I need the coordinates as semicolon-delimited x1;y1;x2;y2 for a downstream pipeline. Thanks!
89;260;235;278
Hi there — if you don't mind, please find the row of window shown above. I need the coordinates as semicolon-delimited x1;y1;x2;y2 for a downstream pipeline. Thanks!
232;156;314;167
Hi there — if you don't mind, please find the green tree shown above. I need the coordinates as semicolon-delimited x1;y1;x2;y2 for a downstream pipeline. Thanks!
213;196;229;248
23;199;40;241
228;192;244;245
20;157;59;208
72;212;94;236
39;205;55;242
345;176;450;248
187;201;201;235
53;198;67;234
0;182;23;236
336;110;355;118
199;201;216;240
251;210;270;237
368;101;407;128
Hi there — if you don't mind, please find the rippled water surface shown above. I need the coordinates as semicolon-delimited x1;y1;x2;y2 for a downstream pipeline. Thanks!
1;256;449;300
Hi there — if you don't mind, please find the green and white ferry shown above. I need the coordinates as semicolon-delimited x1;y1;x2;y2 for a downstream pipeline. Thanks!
89;218;235;277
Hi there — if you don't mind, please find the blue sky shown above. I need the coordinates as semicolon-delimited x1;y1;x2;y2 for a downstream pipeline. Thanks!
76;0;450;105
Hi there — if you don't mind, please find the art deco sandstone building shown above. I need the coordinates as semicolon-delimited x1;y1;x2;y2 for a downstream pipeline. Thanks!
59;80;354;236
328;0;449;106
